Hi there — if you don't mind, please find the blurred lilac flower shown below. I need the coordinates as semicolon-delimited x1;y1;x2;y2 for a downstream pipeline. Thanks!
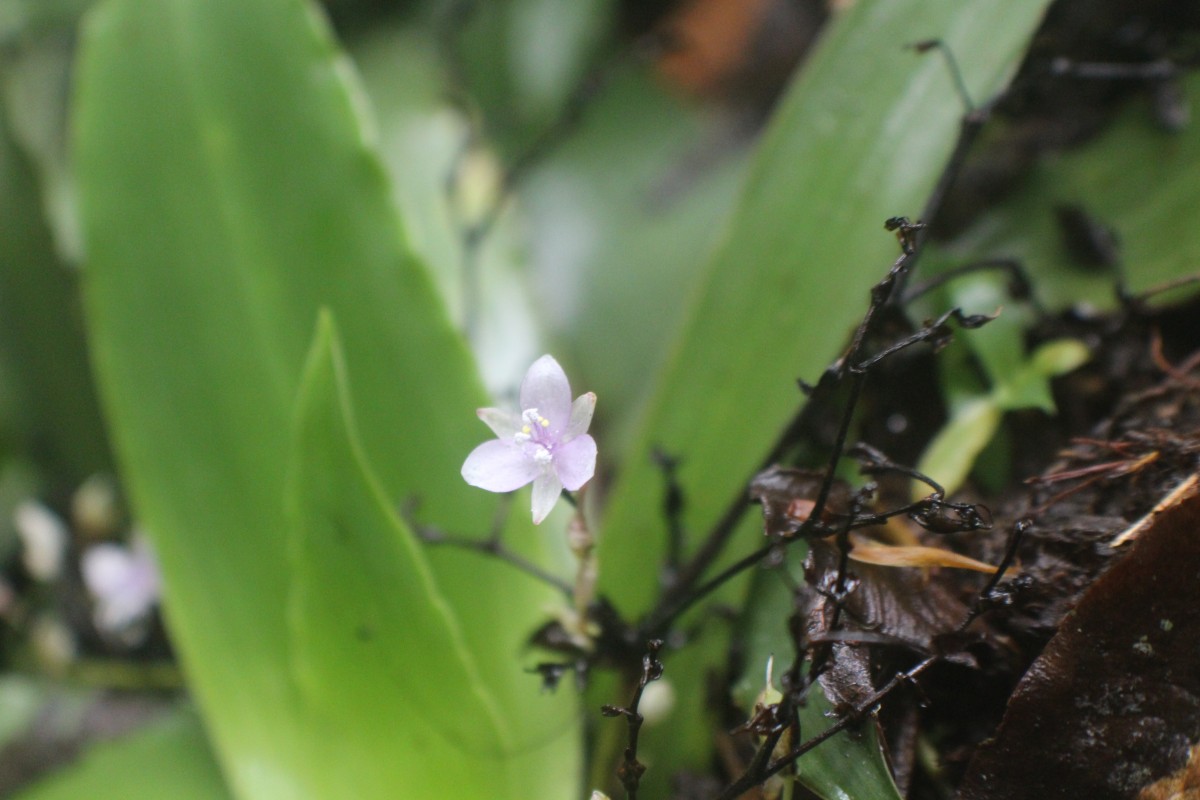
462;355;597;524
81;532;161;641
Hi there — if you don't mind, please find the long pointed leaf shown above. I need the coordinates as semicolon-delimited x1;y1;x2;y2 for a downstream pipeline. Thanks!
592;0;1051;789
74;0;577;796
598;0;1052;613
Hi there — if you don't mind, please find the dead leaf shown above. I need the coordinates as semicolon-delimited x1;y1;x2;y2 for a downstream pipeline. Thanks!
849;539;1001;574
958;483;1200;799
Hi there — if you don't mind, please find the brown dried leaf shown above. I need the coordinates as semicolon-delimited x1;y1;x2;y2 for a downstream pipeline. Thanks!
958;483;1200;800
849;539;1000;574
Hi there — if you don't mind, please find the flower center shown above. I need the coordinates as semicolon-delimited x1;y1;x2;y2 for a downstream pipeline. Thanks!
513;407;552;445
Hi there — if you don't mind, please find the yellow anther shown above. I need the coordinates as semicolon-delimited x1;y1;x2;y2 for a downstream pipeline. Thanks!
522;425;531;434
540;418;550;427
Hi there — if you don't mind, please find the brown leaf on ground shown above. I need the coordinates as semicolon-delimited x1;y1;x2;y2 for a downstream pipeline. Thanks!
957;484;1200;800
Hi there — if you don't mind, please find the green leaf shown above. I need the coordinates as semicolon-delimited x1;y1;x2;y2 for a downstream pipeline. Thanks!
286;312;574;796
993;338;1088;412
1;29;82;263
592;1;1051;785
0;0;95;43
74;0;577;796
0;93;110;486
912;336;1087;496
13;706;231;800
598;0;1053;615
911;272;1088;494
1030;338;1090;378
795;688;904;800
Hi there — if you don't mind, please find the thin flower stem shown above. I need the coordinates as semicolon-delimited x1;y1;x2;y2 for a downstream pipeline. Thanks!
407;507;574;599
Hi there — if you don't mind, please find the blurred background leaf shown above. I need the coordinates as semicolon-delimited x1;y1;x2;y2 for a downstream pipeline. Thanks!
441;0;615;157
924;72;1200;310
13;705;230;800
0;84;110;493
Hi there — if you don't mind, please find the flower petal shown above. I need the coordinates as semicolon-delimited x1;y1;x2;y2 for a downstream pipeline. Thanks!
477;407;521;439
531;471;564;525
462;439;539;492
520;355;572;433
82;544;135;597
565;392;596;440
554;434;597;491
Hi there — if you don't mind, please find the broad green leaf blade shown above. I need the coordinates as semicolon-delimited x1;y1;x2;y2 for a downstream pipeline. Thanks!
14;706;231;800
734;552;903;800
593;0;1050;787
598;0;1052;615
73;0;578;797
286;312;574;796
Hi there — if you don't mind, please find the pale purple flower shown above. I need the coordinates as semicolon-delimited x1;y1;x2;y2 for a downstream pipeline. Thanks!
462;355;597;524
81;532;161;641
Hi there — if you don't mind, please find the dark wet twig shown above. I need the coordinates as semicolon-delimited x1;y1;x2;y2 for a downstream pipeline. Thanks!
828;486;877;634
600;639;666;800
910;39;977;113
751;654;941;790
652;448;687;587
903;256;1039;310
708;45;1022;799
1118;272;1200;314
852;305;995;372
957;518;1029;632
640;280;997;634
